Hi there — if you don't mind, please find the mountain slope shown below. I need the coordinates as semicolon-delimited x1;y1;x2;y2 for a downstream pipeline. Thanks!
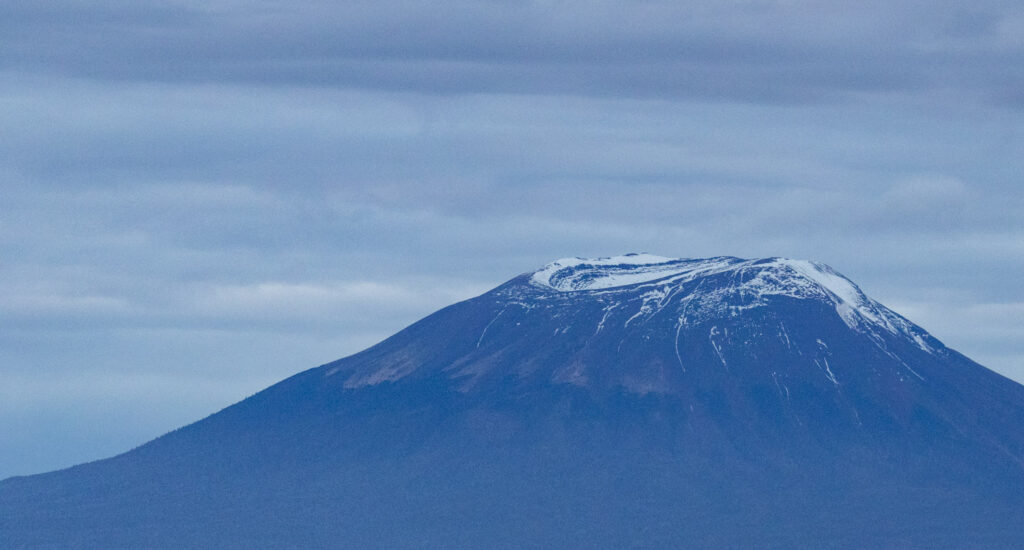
3;254;1024;548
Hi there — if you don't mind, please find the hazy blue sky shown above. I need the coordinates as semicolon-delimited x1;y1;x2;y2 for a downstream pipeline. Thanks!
2;0;1023;478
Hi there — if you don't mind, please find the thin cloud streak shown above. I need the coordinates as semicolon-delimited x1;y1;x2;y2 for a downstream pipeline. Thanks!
2;2;1024;105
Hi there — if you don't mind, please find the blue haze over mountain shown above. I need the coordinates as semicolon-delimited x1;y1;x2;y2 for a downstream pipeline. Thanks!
2;255;1023;548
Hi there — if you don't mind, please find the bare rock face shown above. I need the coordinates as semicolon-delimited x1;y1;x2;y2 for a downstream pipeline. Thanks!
3;255;1024;549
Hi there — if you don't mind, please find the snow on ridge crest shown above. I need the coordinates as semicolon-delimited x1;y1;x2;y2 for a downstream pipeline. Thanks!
531;255;861;300
530;254;740;292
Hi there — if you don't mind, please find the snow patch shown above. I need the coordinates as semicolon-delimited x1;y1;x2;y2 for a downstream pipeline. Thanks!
477;307;506;348
709;326;728;369
531;254;739;292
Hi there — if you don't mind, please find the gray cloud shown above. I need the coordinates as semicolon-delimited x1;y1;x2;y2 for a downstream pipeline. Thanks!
2;1;1024;104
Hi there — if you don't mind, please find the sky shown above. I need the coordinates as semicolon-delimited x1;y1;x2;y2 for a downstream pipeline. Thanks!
2;0;1023;479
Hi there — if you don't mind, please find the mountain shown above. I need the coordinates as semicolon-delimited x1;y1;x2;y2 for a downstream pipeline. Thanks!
3;254;1024;548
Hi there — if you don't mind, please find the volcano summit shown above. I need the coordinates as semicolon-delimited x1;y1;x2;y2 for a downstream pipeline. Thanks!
3;255;1023;548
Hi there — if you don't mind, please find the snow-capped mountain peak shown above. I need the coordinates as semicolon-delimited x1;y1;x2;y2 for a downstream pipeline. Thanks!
527;254;934;352
336;254;942;392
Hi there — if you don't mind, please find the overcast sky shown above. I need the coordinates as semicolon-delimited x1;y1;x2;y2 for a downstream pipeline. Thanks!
2;0;1023;479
